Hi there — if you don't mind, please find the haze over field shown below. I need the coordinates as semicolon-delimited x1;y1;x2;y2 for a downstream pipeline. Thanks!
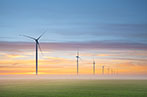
0;0;147;76
0;75;147;80
1;79;147;97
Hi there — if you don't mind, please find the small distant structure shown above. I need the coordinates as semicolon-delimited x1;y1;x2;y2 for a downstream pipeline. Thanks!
111;68;113;75
93;58;95;75
76;50;80;75
107;67;110;75
116;68;119;75
102;65;104;75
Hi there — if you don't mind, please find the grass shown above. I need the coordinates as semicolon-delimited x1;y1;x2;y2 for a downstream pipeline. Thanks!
0;79;147;97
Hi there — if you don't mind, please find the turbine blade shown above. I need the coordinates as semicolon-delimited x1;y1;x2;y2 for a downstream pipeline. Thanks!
37;30;47;40
20;34;36;40
38;42;44;56
79;57;82;61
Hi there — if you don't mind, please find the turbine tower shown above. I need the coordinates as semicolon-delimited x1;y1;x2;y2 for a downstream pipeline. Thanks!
102;65;104;75
111;68;113;75
76;50;80;75
107;67;110;75
93;58;95;75
20;32;46;75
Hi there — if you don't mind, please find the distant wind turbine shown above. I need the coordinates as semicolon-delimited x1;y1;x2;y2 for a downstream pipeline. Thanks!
102;65;104;75
93;58;96;75
111;68;113;75
107;67;110;75
76;50;81;75
116;67;118;75
20;31;46;75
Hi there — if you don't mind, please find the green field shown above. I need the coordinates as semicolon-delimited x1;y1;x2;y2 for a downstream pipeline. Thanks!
0;79;147;97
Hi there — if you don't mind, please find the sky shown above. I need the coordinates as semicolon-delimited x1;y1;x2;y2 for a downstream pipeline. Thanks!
0;0;147;75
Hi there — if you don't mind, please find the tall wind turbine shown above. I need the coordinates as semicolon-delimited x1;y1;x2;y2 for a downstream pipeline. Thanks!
20;32;46;75
76;50;80;75
107;67;110;75
93;58;95;75
102;65;104;75
111;68;113;75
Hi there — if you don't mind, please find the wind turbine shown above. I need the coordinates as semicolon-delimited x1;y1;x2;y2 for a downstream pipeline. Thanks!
93;58;95;75
111;68;113;75
102;65;104;75
76;50;80;75
20;32;46;75
107;67;110;75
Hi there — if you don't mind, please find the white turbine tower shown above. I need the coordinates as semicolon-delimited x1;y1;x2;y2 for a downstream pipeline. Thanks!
111;68;113;75
20;32;46;75
107;67;110;75
102;65;104;75
93;58;95;75
76;50;80;75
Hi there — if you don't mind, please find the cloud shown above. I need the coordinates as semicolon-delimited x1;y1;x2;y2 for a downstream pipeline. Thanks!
0;40;147;75
6;54;26;58
52;23;147;40
80;53;112;57
0;41;147;53
0;53;146;75
42;56;74;65
0;41;34;52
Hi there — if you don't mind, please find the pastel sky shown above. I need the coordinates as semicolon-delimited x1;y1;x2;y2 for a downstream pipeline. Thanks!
0;0;147;75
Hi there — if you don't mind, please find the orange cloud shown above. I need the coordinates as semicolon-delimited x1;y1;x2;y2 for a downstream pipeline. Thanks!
0;51;147;75
96;54;110;56
6;54;26;58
